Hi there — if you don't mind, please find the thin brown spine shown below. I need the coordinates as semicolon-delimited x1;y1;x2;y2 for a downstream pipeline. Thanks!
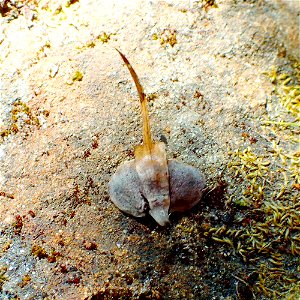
115;48;152;151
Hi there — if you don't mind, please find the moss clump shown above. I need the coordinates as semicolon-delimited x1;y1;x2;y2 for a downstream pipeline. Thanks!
19;274;31;288
201;0;218;11
47;249;61;263
0;267;8;291
31;245;48;259
97;32;111;44
208;61;300;299
66;70;84;85
76;32;114;51
71;70;83;82
263;63;300;129
12;214;23;235
153;29;177;48
65;0;79;8
0;100;42;143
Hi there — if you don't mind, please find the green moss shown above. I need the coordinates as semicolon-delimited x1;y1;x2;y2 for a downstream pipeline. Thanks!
201;0;218;10
31;244;48;259
210;61;300;298
233;197;251;208
12;214;23;235
71;70;83;82
0;100;42;143
66;70;84;85
47;249;61;263
152;33;158;40
265;63;300;125
65;0;79;8
0;267;8;291
76;32;115;52
152;29;177;48
19;274;31;288
97;32;111;44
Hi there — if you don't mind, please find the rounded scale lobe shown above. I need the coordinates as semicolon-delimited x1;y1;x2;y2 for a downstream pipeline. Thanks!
168;160;206;213
108;159;206;225
108;160;148;217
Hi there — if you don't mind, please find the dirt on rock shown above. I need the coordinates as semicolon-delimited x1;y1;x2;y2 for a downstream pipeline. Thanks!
0;0;299;299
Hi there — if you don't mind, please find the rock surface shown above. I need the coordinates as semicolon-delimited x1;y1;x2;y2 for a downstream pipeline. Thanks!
0;0;299;299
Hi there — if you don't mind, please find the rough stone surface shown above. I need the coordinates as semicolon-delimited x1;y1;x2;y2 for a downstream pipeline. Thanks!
0;0;299;299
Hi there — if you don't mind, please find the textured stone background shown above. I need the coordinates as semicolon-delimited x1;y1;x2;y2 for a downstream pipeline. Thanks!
0;0;299;299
